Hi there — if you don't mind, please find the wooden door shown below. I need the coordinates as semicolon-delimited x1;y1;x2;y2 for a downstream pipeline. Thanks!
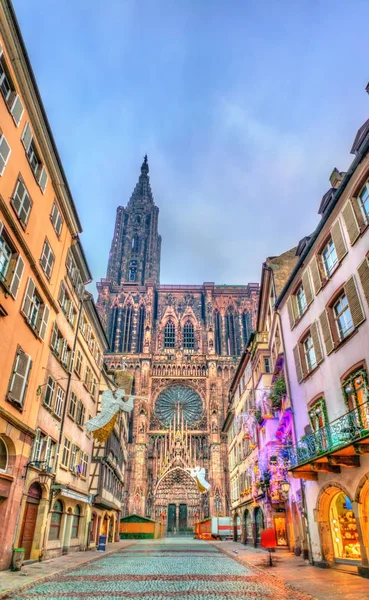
20;483;41;560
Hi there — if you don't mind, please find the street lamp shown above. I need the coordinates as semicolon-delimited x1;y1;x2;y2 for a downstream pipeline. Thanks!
281;480;290;494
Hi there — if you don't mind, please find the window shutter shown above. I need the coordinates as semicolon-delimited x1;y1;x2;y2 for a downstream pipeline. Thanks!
21;277;36;319
302;269;313;305
8;348;31;406
0;220;3;237
358;257;369;308
319;309;334;355
31;429;41;461
21;122;32;152
39;304;50;341
58;281;65;305
342;200;360;245
38;165;48;193
9;254;24;298
287;296;296;329
50;322;59;352
293;344;303;383
0;42;3;58
344;275;365;328
10;94;24;126
310;255;322;294
0;134;11;175
310;321;323;365
331;219;347;263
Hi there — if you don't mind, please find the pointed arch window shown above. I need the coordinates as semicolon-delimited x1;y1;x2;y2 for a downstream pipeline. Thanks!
131;235;139;253
242;311;251;345
183;320;194;349
164;320;175;349
214;310;222;355
122;305;133;352
136;304;145;353
225;307;237;356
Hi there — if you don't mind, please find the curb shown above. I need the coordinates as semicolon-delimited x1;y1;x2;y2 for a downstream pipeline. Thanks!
209;542;317;600
0;542;137;600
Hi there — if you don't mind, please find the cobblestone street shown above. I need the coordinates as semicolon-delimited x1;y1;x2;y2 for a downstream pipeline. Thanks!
7;538;314;600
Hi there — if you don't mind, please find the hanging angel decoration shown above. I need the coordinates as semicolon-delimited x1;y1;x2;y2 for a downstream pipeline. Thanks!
85;388;134;443
186;466;211;493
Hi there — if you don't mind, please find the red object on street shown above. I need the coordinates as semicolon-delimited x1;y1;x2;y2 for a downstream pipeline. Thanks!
261;528;277;549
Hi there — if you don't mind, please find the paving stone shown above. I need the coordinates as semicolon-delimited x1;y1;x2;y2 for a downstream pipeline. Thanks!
8;538;314;600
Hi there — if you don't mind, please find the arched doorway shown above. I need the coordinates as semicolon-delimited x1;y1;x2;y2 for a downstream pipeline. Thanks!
254;507;264;547
90;512;97;544
19;482;42;559
154;468;202;533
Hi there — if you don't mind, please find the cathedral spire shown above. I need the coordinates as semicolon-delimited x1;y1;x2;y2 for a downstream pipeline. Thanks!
128;154;154;206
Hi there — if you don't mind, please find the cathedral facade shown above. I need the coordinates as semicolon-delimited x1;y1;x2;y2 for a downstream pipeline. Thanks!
97;157;259;531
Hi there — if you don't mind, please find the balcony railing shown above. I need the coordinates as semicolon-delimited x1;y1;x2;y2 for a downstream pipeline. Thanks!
289;400;369;468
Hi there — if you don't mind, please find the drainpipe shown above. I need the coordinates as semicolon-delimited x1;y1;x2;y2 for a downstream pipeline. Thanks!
275;304;314;565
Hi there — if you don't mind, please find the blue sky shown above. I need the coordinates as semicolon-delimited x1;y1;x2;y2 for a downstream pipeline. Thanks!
13;0;369;288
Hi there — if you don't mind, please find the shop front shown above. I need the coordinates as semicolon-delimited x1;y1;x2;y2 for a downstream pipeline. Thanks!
330;493;361;563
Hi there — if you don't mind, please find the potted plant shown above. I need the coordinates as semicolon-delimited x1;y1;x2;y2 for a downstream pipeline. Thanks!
269;377;287;410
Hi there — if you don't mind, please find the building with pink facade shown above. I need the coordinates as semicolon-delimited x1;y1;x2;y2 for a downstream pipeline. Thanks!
276;119;369;577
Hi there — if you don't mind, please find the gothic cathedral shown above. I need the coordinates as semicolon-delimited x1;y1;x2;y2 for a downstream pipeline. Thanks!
97;157;259;531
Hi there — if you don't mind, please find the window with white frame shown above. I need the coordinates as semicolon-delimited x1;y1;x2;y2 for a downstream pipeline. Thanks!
21;278;50;340
66;248;84;298
75;349;83;377
296;285;307;316
0;48;23;125
40;239;54;278
321;238;338;277
54;386;65;418
50;201;63;237
358;182;369;224
84;365;92;391
0;223;24;298
31;429;56;470
61;438;71;468
0;132;11;176
43;376;55;409
333;293;354;340
68;391;77;420
303;334;317;372
11;179;32;227
21;122;48;191
81;452;88;478
7;346;31;407
58;281;77;328
75;399;85;427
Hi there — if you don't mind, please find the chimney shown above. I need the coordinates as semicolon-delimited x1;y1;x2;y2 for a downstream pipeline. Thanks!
329;168;346;189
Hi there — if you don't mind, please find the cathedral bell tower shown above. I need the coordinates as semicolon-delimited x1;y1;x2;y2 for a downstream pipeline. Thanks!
106;156;161;286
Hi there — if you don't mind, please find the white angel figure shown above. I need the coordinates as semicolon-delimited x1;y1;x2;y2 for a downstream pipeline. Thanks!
85;388;134;441
186;466;211;493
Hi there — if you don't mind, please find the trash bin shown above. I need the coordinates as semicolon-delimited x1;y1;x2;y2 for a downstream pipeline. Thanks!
97;535;107;552
11;548;25;571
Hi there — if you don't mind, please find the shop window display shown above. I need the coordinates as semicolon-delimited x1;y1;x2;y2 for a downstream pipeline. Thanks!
330;493;361;561
274;515;288;546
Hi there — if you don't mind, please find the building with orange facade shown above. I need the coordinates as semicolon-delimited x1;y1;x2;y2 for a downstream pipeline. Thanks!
0;1;109;569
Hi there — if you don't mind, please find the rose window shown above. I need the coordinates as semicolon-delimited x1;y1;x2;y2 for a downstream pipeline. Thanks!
155;385;202;426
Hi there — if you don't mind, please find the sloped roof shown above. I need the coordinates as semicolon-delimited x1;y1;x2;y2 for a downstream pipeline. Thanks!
266;247;299;297
120;514;157;523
